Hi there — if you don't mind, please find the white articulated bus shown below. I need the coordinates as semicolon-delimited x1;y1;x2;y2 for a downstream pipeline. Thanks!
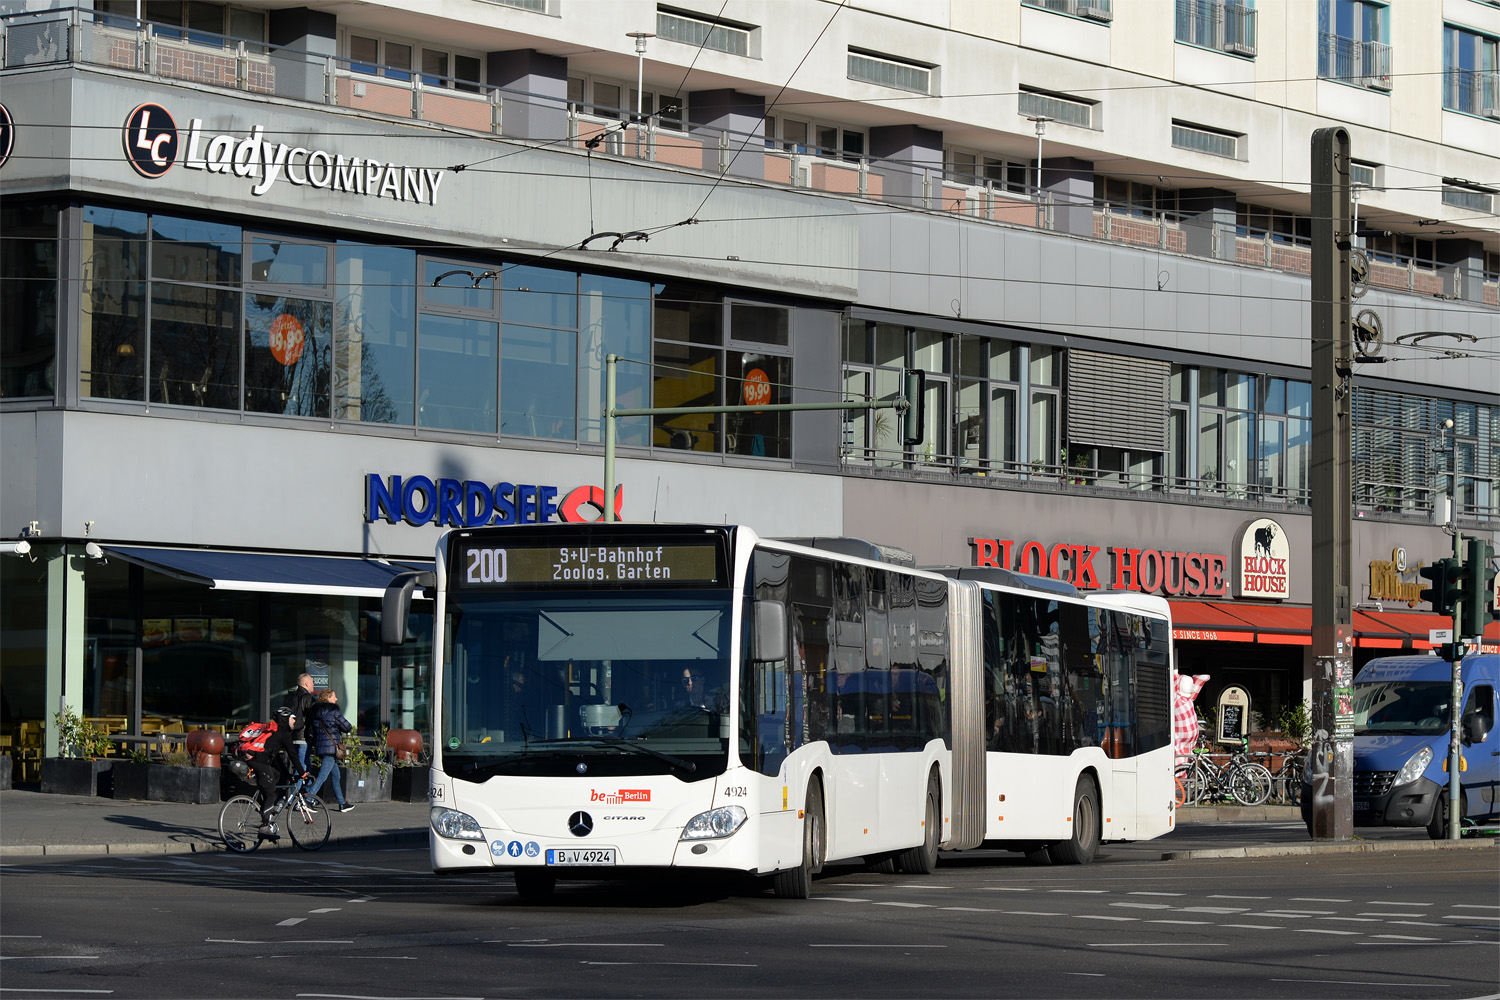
383;522;1174;900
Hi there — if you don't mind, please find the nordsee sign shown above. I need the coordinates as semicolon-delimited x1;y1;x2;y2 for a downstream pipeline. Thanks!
366;474;624;527
124;103;444;204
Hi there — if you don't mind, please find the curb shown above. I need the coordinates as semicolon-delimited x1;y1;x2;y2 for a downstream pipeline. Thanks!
0;830;428;859
1163;838;1500;860
1175;806;1302;823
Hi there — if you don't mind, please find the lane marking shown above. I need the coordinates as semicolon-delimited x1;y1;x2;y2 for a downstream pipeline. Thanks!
0;957;100;961
1368;901;1430;906
1290;898;1351;903
1260;910;1335;915
1111;903;1172;910
940;907;996;913
1000;911;1063;917
277;919;307;927
1179;907;1249;914
1220;924;1280;930
1386;921;1445;928
874;902;932;909
831;883;882;887
1453;905;1500;910
980;887;1032;892
1371;935;1438;942
579;962;757;968
897;885;949;890
1296;929;1362;936
1066;973;1106;977
1326;917;1380;923
1361;912;1431;918
811;897;871;903
1130;892;1183;897
1088;943;1226;948
508;943;662;948
1051;889;1108;894
0;989;115;994
1444;915;1500;921
1147;920;1209;926
809;944;946;949
0;937;42;940
309;908;342;914
1209;895;1268;900
1078;916;1138;922
1270;978;1438;987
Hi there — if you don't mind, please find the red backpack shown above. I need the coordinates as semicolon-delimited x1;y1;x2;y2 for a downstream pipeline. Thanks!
236;720;277;756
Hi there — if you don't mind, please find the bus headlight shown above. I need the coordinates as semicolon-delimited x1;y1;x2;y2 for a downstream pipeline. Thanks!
430;806;485;841
1393;747;1433;787
680;805;748;841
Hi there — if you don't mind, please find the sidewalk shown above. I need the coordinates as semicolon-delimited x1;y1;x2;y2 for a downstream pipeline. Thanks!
0;788;428;858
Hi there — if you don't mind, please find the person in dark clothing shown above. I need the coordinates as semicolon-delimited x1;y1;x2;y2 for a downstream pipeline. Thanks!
246;706;309;839
306;688;355;813
283;673;317;769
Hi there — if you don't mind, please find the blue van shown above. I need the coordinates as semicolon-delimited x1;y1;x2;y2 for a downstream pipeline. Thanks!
1305;653;1497;837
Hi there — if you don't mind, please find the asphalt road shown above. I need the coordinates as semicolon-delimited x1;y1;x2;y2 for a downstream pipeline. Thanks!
2;830;1495;999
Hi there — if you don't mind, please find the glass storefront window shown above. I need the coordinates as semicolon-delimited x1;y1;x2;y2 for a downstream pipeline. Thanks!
417;314;497;433
653;340;720;451
251;237;328;289
503;265;577;329
149;283;242;409
501;323;576;440
727;353;791;458
424;259;495;312
151;215;242;285
731;302;790;348
244;296;332;417
81;206;148;402
139;583;257;730
335;244;416;424
579;275;651;446
0;202;59;400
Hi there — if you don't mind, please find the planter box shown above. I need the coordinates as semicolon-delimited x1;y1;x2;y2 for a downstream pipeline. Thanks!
391;765;430;803
112;762;220;804
341;766;392;803
0;754;11;790
40;758;114;797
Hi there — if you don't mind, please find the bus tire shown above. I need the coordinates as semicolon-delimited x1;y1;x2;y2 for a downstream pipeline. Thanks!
513;869;556;903
1047;776;1100;866
774;778;824;899
896;775;941;875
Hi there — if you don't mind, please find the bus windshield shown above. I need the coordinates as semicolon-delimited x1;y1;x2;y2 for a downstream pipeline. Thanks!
440;589;734;780
1353;680;1452;735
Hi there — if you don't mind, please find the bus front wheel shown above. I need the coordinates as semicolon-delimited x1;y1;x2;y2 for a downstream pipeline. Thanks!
774;778;824;899
1047;776;1101;865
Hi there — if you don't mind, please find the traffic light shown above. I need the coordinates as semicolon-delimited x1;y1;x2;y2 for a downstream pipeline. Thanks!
902;369;926;446
1463;538;1497;637
1418;557;1464;616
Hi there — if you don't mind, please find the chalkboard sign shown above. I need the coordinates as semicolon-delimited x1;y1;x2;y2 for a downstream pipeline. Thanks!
1219;704;1244;742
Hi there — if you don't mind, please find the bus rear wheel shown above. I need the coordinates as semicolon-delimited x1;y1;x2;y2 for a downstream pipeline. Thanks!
774;778;824;899
896;776;941;875
1047;776;1100;865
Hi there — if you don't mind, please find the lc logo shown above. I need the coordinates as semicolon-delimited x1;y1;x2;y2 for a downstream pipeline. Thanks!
123;103;177;178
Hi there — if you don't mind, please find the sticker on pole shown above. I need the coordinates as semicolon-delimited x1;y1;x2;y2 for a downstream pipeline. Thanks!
1429;628;1452;644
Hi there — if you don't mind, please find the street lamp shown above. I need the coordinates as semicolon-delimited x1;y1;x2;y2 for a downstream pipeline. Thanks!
626;31;655;124
1022;114;1052;227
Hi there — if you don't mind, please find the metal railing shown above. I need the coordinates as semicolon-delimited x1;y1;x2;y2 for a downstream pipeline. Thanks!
1023;0;1114;22
4;6;1493;313
1317;31;1392;91
1174;0;1257;56
1442;67;1500;118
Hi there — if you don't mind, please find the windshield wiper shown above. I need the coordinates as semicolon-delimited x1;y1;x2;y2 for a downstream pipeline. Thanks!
531;737;696;774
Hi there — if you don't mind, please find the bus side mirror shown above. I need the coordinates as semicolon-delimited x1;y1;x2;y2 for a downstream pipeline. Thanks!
383;570;434;646
753;600;787;663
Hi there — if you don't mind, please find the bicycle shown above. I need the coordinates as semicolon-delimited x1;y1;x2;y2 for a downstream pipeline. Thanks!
219;768;331;853
1175;736;1273;806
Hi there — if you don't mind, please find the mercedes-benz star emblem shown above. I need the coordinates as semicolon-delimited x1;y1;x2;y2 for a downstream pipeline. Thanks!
568;811;593;837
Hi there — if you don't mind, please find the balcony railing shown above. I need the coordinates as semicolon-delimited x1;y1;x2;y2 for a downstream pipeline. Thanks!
3;6;1493;313
1023;0;1113;23
1443;67;1500;118
1174;0;1257;56
1318;31;1392;91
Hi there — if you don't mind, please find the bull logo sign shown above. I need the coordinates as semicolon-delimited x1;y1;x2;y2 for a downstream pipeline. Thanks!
1232;516;1290;600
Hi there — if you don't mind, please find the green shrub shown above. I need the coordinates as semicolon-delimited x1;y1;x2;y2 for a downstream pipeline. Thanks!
53;706;114;759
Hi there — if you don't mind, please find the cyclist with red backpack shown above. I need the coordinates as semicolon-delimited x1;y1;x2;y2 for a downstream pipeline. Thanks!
238;706;310;840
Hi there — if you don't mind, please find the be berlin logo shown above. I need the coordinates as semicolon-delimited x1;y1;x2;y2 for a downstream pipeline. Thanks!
122;103;444;205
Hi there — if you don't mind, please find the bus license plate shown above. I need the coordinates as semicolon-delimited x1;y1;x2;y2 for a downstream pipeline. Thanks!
546;848;616;866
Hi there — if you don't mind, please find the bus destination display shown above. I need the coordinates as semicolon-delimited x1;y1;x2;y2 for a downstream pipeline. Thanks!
457;542;720;587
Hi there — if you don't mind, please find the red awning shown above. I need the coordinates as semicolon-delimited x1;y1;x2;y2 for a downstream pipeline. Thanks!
1168;600;1500;653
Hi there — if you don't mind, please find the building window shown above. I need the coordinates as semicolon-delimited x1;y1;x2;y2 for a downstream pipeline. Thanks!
652;286;793;459
1019;87;1099;130
244;235;333;418
1318;0;1391;91
1350;159;1379;188
1022;0;1113;23
347;34;482;90
569;76;685;128
96;1;267;46
1171;120;1243;160
657;6;755;56
1236;204;1311;245
847;49;933;95
1;201;60;400
1099;177;1179;219
1175;0;1257;56
1354;390;1496;518
1442;24;1500;117
1441;180;1497;214
944;150;1030;193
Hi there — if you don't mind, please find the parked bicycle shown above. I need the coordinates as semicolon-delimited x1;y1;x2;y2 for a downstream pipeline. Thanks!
1175;735;1273;806
219;759;331;853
